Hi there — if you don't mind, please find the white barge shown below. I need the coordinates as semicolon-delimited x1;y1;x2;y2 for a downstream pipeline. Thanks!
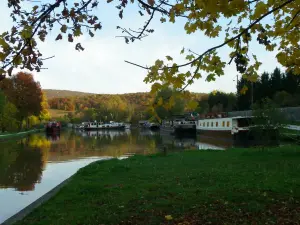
196;114;279;146
84;121;125;130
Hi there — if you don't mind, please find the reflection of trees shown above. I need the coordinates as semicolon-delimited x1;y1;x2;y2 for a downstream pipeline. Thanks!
0;140;44;191
44;130;161;160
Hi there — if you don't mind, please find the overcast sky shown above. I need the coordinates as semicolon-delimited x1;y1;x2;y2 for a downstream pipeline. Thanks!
0;1;282;94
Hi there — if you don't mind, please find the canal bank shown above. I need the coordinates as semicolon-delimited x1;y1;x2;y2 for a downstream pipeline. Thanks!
2;129;226;224
0;129;43;140
14;145;300;225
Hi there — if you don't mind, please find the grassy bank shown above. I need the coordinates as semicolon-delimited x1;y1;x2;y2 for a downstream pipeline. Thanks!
0;128;43;140
17;146;300;225
48;109;73;119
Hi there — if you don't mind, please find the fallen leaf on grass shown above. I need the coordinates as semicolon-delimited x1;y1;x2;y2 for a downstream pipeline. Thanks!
165;215;173;220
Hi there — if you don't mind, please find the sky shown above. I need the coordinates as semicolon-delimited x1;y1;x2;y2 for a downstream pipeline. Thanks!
0;1;282;94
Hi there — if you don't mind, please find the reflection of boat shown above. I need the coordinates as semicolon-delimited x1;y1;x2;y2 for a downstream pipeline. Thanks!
84;121;125;130
173;120;196;136
162;116;196;136
74;122;88;129
46;133;60;142
195;141;225;150
139;120;160;130
77;129;131;140
125;123;131;129
139;129;160;136
45;121;61;134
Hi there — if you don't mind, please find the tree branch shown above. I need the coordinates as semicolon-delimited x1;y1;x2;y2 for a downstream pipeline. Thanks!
125;0;296;71
286;9;300;28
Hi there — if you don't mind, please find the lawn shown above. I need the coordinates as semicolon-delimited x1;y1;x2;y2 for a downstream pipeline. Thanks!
48;109;73;119
17;145;300;225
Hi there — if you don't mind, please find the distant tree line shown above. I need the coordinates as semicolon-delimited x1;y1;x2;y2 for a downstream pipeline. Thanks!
195;91;237;114
237;68;300;110
195;68;300;115
47;92;207;123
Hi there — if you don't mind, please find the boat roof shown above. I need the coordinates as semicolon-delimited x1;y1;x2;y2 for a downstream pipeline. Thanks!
198;116;253;120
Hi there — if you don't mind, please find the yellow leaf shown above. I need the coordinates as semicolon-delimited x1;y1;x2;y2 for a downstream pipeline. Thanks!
150;82;161;94
165;215;173;220
187;100;198;110
240;85;248;95
157;97;163;106
160;17;166;23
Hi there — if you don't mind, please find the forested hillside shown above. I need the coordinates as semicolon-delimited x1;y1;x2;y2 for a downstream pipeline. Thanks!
46;92;207;111
45;91;208;123
43;89;95;99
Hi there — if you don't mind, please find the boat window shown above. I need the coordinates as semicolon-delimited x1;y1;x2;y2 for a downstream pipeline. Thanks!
227;121;230;127
203;122;205;127
237;118;251;127
222;121;225;127
211;122;213;127
216;122;218;127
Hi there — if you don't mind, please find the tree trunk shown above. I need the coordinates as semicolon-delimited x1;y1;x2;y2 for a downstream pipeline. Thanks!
26;117;29;129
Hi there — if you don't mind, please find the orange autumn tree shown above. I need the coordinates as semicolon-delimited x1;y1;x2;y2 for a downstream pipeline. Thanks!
0;72;43;129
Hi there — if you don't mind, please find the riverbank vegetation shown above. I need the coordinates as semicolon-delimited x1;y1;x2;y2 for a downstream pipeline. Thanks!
0;72;50;133
46;90;207;124
43;67;300;125
17;145;300;225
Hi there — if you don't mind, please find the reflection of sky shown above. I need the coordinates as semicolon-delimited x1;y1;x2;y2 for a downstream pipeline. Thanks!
0;157;110;223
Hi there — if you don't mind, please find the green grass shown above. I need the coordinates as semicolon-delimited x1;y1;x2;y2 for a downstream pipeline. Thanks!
289;121;300;126
17;146;300;225
0;129;42;140
48;109;73;119
282;128;300;135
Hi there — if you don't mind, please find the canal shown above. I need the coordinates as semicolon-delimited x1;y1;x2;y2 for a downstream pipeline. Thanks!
0;129;226;223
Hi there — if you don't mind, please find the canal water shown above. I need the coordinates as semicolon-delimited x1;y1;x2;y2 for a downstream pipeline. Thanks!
0;129;226;223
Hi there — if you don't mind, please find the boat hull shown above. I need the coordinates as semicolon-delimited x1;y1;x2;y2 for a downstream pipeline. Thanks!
197;129;279;147
46;127;60;134
84;126;126;130
149;125;160;131
174;124;196;137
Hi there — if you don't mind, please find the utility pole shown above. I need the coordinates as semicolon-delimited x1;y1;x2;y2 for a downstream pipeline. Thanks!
251;82;254;108
236;74;239;94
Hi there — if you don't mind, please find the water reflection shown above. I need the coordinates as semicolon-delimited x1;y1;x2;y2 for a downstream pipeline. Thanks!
0;130;226;192
0;129;225;223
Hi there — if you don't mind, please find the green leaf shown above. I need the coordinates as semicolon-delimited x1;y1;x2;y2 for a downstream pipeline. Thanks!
0;37;10;50
60;25;67;33
186;54;194;61
166;56;173;61
73;27;82;37
13;55;22;65
157;97;163;106
160;17;166;23
0;52;6;61
180;48;185;54
20;26;33;39
206;74;216;82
